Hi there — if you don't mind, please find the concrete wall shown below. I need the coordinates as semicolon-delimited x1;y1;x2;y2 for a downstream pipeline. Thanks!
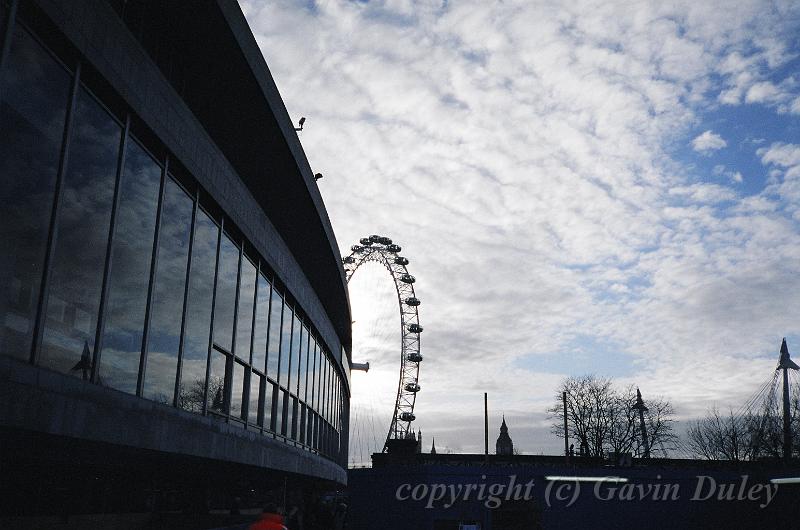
0;355;346;483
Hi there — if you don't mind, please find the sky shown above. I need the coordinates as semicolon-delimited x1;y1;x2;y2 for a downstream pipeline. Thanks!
241;0;800;462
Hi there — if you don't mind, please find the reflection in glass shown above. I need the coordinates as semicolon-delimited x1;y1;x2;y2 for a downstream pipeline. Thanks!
235;257;256;360
251;273;269;373
143;177;192;403
249;371;261;425
297;401;306;443
299;326;310;401
99;139;161;395
333;380;338;431
306;406;314;445
40;87;121;378
309;340;318;410
230;360;245;420
292;314;302;395
278;388;287;436
213;234;238;352
316;414;322;451
264;381;274;431
178;208;217;412
207;349;226;414
309;412;316;450
266;287;282;378
335;381;341;430
315;347;323;413
315;414;321;451
288;395;296;439
320;353;327;420
0;25;70;360
327;361;334;423
279;303;293;389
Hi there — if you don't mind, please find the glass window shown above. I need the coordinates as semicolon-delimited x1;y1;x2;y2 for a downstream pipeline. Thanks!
264;380;274;432
312;413;319;450
248;371;261;426
252;273;270;373
278;303;293;389
0;25;70;360
235;257;256;361
39;86;122;378
333;380;337;431
288;395;297;439
327;360;334;423
322;359;328;422
292;313;302;395
320;354;328;419
335;375;340;430
306;407;314;445
207;348;226;414
297;398;303;442
177;208;217;413
99;139;161;395
278;388;287;436
299;326;310;402
336;381;342;431
213;233;238;353
309;339;318;410
230;360;245;421
317;348;325;415
142;177;192;403
266;286;282;378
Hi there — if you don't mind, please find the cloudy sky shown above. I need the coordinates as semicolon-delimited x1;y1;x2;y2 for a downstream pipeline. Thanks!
242;0;800;462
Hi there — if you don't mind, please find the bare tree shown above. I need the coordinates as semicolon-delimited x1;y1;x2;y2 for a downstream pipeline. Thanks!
686;408;754;461
178;376;224;413
549;375;677;458
687;383;800;460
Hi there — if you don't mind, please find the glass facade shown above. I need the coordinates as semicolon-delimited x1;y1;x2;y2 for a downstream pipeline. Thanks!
0;18;346;462
99;138;161;394
142;177;193;404
0;23;69;361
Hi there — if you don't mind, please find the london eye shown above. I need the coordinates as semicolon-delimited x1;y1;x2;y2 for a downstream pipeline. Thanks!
343;235;423;452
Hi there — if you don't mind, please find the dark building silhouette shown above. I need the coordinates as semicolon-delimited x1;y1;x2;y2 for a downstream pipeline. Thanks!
0;0;351;524
496;415;514;455
430;437;437;454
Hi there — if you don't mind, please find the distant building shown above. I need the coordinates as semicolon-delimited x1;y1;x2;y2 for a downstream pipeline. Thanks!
430;437;437;454
496;415;514;455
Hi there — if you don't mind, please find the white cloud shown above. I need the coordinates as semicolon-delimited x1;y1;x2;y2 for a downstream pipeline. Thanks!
691;130;727;154
242;0;800;456
758;142;800;167
745;81;781;103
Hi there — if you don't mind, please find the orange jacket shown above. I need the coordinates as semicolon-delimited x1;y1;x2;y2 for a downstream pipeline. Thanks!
249;512;287;530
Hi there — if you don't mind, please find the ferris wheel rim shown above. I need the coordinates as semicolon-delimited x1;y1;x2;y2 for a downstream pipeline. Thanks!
343;235;422;452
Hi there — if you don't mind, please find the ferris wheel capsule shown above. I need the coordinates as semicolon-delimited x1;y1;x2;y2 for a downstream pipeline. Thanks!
369;234;381;243
378;236;393;245
405;297;420;306
386;244;401;253
399;412;416;422
407;323;423;333
343;256;355;264
360;237;372;246
404;382;421;393
400;273;415;283
395;256;409;265
407;352;423;362
351;245;362;252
